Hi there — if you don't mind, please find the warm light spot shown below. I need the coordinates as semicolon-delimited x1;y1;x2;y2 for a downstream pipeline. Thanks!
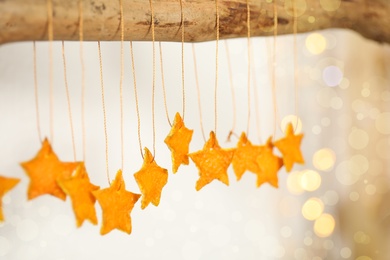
284;0;307;17
330;96;343;109
354;231;371;245
349;191;359;202
376;138;390;160
361;88;370;97
302;198;324;221
308;16;315;23
303;237;313;246
335;155;368;185
313;148;336;171
281;226;292;238
314;214;335;237
323;66;343;87
287;171;304;195
306;33;327;55
369;108;380;120
356;257;372;260
340;247;351;259
320;0;341;12
349;154;369;175
365;184;376;195
321;117;331;127
322;190;339;206
348;128;369;150
381;90;390;102
312;125;322;135
300;170;321;192
375;112;390;134
339;78;350;89
281;115;302;134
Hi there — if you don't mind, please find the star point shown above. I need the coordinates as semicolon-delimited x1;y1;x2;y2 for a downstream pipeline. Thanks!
274;123;304;172
164;112;193;173
0;175;20;222
231;132;264;181
134;147;168;209
256;137;283;188
57;163;100;227
93;170;140;235
20;138;79;200
189;131;234;191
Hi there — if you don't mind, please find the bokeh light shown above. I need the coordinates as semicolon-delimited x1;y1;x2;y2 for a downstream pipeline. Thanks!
323;66;343;87
354;231;371;245
284;0;307;17
340;247;352;258
348;128;369;150
302;198;324;221
307;16;315;23
306;33;327;55
335;155;369;186
320;0;341;11
356;257;372;260
313;148;336;171
349;191;360;202
287;171;304;195
314;214;335;238
281;115;302;134
322;190;339;206
339;78;350;89
375;112;390;134
300;170;322;192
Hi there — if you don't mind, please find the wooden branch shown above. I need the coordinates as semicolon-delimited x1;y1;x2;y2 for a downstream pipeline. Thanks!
1;0;390;44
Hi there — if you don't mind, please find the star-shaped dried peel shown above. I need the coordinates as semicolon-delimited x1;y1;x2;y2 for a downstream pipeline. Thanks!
20;138;79;200
189;131;234;191
274;123;304;172
93;170;140;235
255;137;283;188
231;132;264;181
0;175;20;222
57;163;100;227
134;147;168;209
164;112;194;173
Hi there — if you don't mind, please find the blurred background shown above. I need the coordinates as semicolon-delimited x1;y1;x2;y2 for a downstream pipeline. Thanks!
0;28;389;259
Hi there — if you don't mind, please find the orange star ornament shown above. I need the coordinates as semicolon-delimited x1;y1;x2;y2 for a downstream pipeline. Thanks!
189;131;234;191
0;175;20;222
164;112;193;173
134;147;168;209
274;123;304;172
57;163;100;227
256;137;283;188
231;132;264;181
93;170;140;235
21;138;79;200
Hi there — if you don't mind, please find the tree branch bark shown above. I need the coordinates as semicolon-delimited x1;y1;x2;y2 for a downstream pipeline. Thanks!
1;0;389;44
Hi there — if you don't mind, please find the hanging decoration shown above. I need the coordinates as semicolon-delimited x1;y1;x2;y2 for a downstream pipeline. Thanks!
164;113;193;173
256;137;283;188
231;132;265;182
93;170;140;235
134;148;169;209
189;132;234;191
0;0;307;236
0;175;20;222
274;123;305;172
57;163;100;227
21;139;79;201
